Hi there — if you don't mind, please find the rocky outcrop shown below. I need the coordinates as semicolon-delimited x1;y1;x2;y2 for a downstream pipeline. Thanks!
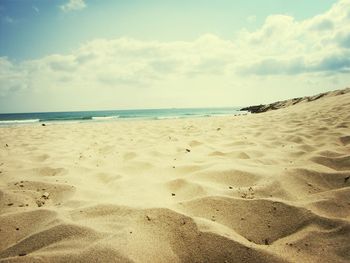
240;87;350;113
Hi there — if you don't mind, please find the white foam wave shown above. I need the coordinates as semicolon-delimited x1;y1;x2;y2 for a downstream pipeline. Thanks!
0;119;40;124
156;116;182;120
92;115;120;120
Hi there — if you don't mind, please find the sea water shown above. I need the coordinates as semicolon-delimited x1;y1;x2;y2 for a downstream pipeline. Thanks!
0;107;246;125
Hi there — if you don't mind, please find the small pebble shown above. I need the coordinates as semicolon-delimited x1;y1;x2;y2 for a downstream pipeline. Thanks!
42;192;50;199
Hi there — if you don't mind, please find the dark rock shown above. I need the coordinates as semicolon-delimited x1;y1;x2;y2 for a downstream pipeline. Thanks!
264;238;269;245
240;87;350;114
345;176;350;183
240;104;265;114
185;149;191;153
42;123;46;126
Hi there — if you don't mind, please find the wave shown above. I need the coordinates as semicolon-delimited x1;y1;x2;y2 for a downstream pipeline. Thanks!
156;116;182;120
92;115;120;120
41;116;92;121
0;109;243;125
0;119;40;124
119;115;153;119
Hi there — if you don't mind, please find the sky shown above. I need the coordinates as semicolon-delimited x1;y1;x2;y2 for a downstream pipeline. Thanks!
0;0;349;113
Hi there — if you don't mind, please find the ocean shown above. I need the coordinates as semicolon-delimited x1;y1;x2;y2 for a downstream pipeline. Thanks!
0;107;245;125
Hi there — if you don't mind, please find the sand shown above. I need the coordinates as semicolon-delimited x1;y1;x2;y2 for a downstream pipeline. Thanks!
0;92;350;263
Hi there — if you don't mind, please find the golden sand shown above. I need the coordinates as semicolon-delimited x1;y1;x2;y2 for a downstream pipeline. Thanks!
0;92;349;262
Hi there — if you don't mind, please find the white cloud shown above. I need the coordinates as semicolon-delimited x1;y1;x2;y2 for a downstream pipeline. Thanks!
0;57;28;96
1;0;350;112
60;0;86;12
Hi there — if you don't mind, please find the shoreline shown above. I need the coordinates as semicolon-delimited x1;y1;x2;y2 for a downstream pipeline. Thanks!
0;107;247;127
0;112;249;127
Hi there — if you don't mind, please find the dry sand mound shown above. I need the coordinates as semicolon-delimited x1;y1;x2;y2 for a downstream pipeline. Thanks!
1;89;350;262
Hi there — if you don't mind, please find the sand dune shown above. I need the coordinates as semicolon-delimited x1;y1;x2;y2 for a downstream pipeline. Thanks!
1;91;350;262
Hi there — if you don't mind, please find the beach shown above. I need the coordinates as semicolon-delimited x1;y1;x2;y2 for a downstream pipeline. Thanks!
0;91;349;262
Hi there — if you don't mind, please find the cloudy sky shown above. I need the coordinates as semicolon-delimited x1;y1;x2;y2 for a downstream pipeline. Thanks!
0;0;349;113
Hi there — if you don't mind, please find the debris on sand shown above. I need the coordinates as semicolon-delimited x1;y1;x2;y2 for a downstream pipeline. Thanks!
42;192;50;199
36;199;45;207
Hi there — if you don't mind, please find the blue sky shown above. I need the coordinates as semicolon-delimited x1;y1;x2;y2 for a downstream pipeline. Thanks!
0;0;349;113
0;0;337;60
